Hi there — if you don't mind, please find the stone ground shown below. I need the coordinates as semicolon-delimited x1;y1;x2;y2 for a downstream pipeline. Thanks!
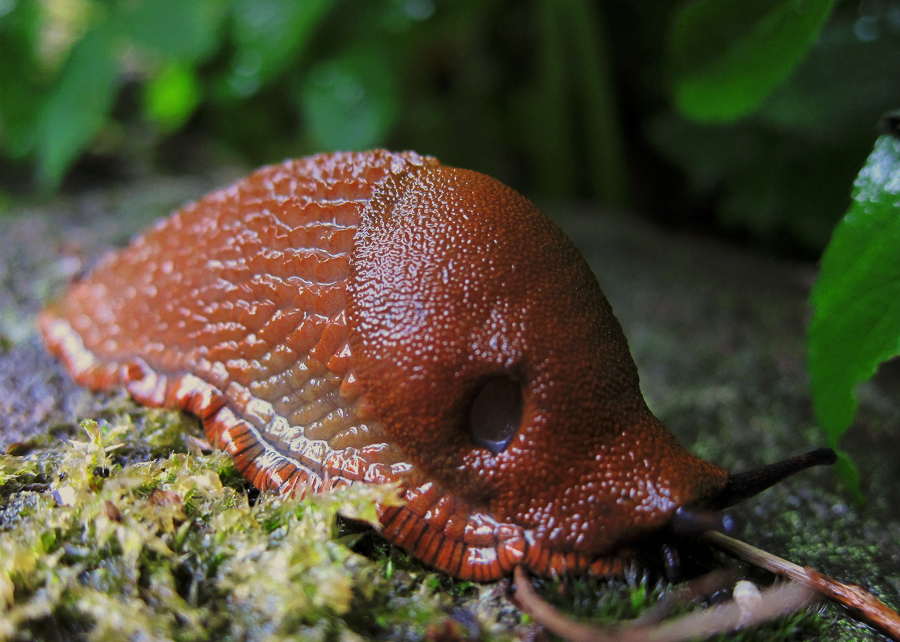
0;175;898;640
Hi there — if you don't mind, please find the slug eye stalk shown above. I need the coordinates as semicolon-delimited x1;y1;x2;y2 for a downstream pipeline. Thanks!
710;447;837;511
669;448;836;539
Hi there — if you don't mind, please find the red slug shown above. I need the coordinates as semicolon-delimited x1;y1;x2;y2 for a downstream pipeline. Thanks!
40;150;834;580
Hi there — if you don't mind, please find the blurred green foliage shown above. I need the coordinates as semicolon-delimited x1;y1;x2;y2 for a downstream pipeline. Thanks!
668;0;838;122
0;0;897;254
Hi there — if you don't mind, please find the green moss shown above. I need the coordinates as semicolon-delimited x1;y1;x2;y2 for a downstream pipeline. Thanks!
0;414;489;641
0;412;861;641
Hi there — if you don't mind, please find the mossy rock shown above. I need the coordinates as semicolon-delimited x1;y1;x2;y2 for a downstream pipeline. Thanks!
1;180;897;641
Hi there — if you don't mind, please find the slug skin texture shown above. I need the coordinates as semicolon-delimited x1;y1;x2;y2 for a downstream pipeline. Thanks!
41;150;728;580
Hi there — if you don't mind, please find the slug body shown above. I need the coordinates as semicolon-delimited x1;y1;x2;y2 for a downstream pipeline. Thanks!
40;151;821;580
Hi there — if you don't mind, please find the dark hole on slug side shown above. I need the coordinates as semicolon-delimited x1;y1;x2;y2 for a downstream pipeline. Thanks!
467;375;523;455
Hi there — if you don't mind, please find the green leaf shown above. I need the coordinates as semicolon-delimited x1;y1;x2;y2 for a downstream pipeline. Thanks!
122;0;225;64
0;0;44;159
298;47;398;151
143;64;201;131
808;132;900;501
226;0;334;97
668;0;837;122
35;23;120;191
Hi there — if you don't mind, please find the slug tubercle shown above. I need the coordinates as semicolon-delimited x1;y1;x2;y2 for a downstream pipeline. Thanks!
40;150;833;580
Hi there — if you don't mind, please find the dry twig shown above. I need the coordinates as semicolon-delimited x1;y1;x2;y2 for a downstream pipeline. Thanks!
513;565;814;642
706;531;900;641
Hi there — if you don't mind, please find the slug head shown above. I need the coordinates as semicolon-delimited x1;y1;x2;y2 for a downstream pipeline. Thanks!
349;165;730;558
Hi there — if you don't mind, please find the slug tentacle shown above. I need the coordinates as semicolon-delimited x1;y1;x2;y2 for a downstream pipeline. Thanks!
709;447;837;510
40;150;831;580
669;507;741;537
